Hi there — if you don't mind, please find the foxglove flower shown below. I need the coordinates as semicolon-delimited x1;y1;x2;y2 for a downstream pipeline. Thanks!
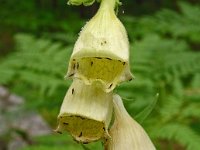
66;0;133;92
56;79;113;143
105;94;156;150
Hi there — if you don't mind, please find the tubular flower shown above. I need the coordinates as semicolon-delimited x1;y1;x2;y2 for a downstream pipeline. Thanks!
55;79;113;143
66;0;133;92
105;94;156;150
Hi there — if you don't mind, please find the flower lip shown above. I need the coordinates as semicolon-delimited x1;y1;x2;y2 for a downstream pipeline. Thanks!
56;114;106;142
66;57;133;92
55;79;113;143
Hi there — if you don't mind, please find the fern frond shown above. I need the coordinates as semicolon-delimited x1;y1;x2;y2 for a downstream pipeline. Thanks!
0;34;72;95
153;123;200;150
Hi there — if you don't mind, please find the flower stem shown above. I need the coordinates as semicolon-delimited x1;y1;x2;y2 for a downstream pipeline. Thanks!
99;0;117;11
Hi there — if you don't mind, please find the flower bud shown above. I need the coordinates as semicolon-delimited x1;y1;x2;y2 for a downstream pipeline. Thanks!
66;0;133;92
105;94;156;150
55;79;113;143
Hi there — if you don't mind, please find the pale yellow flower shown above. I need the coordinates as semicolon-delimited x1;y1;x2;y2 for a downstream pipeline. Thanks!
55;79;113;143
66;0;133;92
105;94;156;150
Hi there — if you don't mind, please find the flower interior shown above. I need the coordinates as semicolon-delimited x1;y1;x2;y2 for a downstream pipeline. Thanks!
57;115;105;143
67;57;127;90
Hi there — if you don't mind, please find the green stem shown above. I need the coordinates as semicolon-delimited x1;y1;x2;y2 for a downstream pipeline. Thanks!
99;0;117;11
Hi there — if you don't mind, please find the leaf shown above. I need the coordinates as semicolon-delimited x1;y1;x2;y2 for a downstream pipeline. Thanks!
135;93;159;123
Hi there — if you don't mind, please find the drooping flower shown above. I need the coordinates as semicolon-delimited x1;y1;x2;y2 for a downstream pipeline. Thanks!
55;79;113;143
105;94;156;150
66;0;133;92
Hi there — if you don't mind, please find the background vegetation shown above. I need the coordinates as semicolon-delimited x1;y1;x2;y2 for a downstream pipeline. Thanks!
0;0;200;150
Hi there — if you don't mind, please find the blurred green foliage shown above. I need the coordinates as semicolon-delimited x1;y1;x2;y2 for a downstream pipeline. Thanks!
20;134;103;150
0;0;200;150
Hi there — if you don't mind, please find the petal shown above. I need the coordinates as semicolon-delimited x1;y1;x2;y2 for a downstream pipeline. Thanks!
105;94;156;150
55;79;113;143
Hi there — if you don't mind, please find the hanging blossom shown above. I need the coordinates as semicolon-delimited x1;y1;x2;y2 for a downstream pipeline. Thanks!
66;0;133;92
56;0;156;149
56;79;112;143
105;94;156;150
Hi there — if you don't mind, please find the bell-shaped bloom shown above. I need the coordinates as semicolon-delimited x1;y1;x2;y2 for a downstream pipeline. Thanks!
67;0;95;6
105;94;156;150
55;79;113;143
66;0;133;92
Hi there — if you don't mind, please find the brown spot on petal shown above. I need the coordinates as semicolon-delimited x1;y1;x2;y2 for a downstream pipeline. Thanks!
108;84;113;89
91;61;93;66
77;63;79;69
56;131;62;134
78;132;82;137
95;57;102;59
80;117;85;120
73;64;76;70
63;122;69;125
77;116;85;120
68;73;74;77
